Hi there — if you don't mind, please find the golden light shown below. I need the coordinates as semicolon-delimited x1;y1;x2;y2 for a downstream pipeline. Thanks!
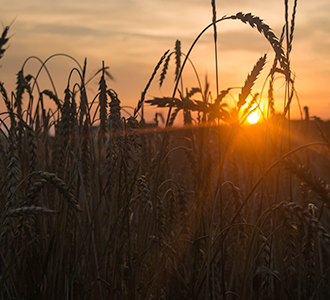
246;109;261;124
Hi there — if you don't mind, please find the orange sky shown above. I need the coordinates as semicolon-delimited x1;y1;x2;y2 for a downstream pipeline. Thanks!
1;0;330;122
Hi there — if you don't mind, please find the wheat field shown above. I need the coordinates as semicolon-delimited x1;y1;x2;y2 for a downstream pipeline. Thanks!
1;0;330;299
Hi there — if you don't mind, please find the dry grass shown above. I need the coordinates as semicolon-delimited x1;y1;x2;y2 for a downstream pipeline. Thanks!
1;1;330;299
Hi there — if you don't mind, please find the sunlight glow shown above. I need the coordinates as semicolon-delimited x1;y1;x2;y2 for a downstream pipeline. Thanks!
246;108;261;124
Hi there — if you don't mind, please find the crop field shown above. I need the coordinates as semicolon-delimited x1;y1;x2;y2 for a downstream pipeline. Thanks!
1;0;330;299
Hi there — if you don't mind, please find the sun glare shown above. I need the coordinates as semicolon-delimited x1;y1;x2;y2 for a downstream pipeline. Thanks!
246;108;261;124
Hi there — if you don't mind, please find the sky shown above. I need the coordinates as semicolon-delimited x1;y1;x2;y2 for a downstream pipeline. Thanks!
1;0;330;122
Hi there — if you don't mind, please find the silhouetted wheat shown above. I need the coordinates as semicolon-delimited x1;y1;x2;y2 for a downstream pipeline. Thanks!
238;54;266;109
1;1;330;298
0;26;9;60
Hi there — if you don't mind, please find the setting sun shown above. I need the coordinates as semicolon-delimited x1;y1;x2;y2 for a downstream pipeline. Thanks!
2;0;330;298
246;109;261;124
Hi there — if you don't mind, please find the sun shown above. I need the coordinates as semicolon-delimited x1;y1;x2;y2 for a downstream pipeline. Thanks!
246;109;261;124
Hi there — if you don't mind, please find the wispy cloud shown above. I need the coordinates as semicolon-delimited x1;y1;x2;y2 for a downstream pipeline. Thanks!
1;0;330;119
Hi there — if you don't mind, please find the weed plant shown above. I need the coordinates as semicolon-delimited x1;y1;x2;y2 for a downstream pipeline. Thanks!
1;0;330;299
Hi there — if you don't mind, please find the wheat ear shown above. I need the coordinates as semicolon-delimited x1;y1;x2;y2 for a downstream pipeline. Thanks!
238;54;266;109
134;49;170;118
231;13;288;72
98;61;108;143
0;26;9;60
6;206;58;217
35;171;82;211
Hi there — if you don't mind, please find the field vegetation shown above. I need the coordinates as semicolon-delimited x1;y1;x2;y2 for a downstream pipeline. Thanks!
1;0;330;299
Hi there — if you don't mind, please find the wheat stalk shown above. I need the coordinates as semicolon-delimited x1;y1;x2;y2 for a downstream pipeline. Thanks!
42;89;62;110
238;54;267;109
174;40;181;83
274;202;330;245
6;206;58;217
289;0;298;54
81;118;91;197
281;158;330;206
0;26;9;60
26;127;37;190
35;171;82;211
211;0;219;96
98;61;108;144
134;49;170;118
159;52;172;88
108;89;122;134
231;12;288;73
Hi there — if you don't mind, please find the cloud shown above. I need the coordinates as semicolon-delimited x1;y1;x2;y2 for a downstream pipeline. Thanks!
1;0;330;119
